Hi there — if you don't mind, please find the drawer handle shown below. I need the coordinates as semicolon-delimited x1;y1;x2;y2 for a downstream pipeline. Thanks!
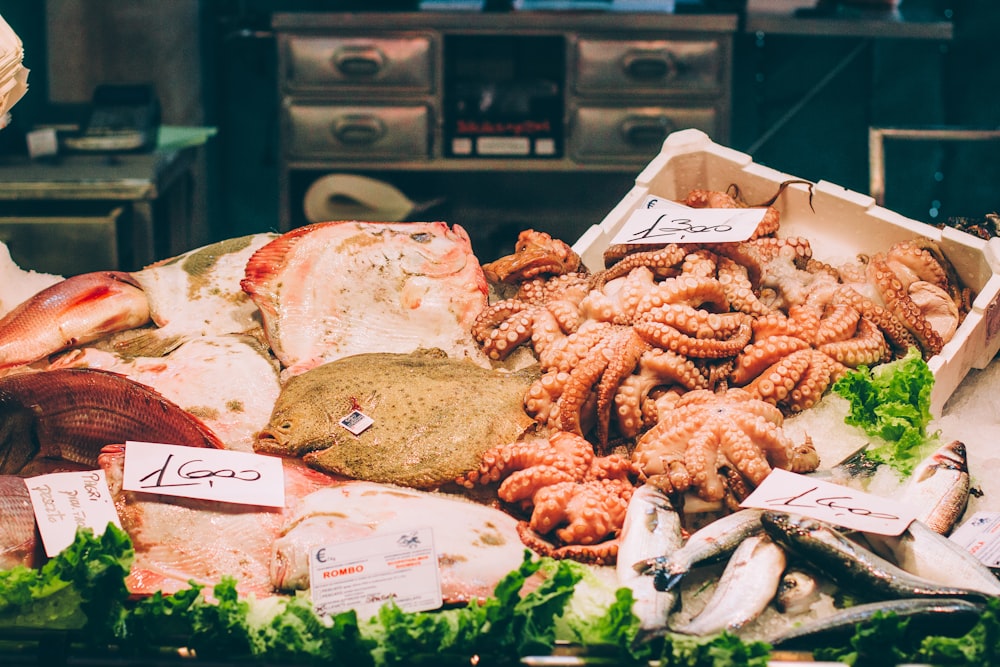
332;114;386;145
622;51;677;81
620;116;673;147
333;45;385;77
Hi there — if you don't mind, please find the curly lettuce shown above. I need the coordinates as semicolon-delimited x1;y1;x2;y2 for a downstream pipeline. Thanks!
832;346;939;474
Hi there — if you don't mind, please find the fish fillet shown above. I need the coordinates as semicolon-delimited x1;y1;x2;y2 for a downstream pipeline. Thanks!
241;221;491;378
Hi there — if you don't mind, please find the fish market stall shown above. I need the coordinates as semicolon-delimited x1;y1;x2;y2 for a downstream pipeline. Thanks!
2;129;1000;667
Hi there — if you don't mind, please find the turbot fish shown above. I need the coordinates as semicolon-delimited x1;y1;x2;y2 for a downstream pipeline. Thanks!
761;511;991;603
616;483;683;637
255;350;539;489
673;533;786;636
637;508;764;592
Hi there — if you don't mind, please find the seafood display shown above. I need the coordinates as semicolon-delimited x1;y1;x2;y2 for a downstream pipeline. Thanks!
0;148;996;661
255;349;540;489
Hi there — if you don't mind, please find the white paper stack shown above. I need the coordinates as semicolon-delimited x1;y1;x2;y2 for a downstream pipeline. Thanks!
0;13;28;127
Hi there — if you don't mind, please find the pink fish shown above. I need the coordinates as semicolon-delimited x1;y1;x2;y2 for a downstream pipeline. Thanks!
0;476;42;570
0;271;150;371
241;221;491;378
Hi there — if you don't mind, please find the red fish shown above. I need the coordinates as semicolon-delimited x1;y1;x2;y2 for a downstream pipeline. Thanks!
0;271;150;371
0;476;42;570
0;368;224;474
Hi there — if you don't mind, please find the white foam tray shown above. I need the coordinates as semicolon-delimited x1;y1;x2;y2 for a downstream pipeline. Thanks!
572;129;1000;416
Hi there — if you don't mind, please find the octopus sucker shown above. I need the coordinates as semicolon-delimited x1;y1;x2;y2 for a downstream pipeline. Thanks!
594;244;688;288
481;229;583;284
730;335;811;386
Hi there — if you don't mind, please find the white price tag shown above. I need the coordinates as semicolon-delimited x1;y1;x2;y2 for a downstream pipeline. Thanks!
949;512;1000;567
26;470;121;557
309;527;442;619
121;440;285;508
610;204;766;246
740;468;916;536
339;409;374;436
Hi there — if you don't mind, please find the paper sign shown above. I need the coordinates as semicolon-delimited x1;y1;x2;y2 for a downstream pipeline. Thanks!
309;527;442;619
740;468;916;536
639;195;692;212
948;512;1000;567
26;470;121;557
610;205;766;246
122;440;285;508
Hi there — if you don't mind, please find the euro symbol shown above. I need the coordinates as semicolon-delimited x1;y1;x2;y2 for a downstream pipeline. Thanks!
315;548;327;563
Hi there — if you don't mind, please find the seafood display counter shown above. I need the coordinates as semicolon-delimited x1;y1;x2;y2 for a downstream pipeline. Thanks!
2;129;1000;667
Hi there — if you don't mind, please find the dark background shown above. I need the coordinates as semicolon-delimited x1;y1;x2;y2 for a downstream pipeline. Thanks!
0;1;996;258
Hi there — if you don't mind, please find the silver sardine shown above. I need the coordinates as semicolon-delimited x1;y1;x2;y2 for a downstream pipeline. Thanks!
769;597;984;650
637;508;764;592
775;568;822;615
761;512;991;602
865;519;1000;597
673;533;786;636
617;484;683;636
896;439;970;535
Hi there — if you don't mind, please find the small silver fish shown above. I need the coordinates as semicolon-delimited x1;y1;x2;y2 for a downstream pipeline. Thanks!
761;512;991;603
865;519;1000;597
616;484;683;636
775;568;822;615
637;508;764;592
673;533;786;636
769;597;984;650
896;439;970;535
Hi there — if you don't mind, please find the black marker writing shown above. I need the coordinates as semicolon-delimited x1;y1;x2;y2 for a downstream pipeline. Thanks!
765;486;900;521
139;453;262;490
628;215;733;242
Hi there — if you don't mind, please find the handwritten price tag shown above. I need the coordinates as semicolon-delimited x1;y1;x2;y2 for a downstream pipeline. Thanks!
610;199;766;246
26;470;121;557
122;440;285;508
309;527;442;619
740;468;916;536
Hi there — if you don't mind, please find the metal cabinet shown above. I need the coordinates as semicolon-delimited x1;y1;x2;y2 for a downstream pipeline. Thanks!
274;11;737;258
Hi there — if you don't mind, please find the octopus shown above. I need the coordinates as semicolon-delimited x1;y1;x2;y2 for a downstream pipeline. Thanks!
456;430;636;565
631;387;819;505
481;229;583;284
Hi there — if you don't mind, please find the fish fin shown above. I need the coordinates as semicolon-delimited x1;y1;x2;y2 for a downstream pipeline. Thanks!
111;329;187;358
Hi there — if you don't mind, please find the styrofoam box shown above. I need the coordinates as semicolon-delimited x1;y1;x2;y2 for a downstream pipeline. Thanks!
572;129;1000;417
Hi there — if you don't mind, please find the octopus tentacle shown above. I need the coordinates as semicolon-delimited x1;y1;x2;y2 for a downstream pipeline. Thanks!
593;244;688;288
730;335;811;386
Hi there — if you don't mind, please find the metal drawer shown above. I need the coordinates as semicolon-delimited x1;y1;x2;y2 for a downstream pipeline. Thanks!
575;38;724;95
570;106;718;161
0;207;125;276
285;103;430;160
284;35;434;91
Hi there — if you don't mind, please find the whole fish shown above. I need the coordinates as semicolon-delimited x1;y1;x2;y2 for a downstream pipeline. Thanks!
896;439;970;535
637;508;764;592
769;597;984;650
0;475;41;570
241;221;491;379
616;484;683;637
761;511;991;603
673;533;786;636
0;271;150;371
775;568;823;614
865;519;1000;597
255;350;539;489
0;367;224;474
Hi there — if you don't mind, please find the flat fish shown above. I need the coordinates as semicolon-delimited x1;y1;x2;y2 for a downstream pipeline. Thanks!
0;475;41;570
271;482;528;605
241;221;491;378
48;335;281;452
124;234;278;356
0;271;150;371
255;350;540;489
99;443;338;598
0;368;224;474
0;241;62;318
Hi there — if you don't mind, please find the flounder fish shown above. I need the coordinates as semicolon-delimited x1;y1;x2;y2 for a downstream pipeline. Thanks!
255;349;540;489
241;221;491;378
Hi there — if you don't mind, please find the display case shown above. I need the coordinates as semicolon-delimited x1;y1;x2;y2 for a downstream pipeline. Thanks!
273;10;738;259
